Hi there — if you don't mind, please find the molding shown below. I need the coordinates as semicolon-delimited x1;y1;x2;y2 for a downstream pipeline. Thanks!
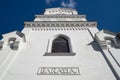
24;21;97;27
35;15;86;18
95;30;120;50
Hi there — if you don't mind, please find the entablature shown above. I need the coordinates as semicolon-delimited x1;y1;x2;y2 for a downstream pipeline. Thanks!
24;21;97;27
35;15;86;18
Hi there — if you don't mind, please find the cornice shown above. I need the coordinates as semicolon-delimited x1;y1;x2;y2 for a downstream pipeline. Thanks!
24;21;97;27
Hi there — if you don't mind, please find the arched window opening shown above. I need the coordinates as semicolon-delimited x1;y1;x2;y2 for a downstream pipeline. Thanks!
105;37;120;48
8;37;16;46
52;37;70;53
44;35;76;56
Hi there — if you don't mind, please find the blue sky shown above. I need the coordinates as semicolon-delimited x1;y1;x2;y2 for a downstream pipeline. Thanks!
0;0;120;39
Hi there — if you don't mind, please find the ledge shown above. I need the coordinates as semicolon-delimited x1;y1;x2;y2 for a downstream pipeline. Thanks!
44;52;76;56
24;21;97;27
35;15;86;18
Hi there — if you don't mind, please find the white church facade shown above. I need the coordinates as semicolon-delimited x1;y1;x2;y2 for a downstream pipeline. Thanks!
0;8;120;80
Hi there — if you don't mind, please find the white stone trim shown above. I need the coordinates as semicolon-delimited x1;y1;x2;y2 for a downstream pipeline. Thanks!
24;21;97;27
95;30;120;50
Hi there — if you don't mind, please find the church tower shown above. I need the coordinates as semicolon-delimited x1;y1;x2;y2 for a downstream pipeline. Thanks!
0;8;120;80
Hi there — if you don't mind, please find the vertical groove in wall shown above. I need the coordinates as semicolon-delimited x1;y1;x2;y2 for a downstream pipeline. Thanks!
108;49;120;67
87;28;120;79
87;28;95;40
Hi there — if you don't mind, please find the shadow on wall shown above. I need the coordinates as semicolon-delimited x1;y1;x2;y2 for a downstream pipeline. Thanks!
88;41;102;52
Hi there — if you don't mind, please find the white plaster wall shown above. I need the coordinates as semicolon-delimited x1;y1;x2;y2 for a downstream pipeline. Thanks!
0;27;116;80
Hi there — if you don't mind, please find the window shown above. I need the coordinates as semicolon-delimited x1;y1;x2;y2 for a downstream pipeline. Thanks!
8;37;19;50
8;37;16;46
117;33;120;39
0;41;4;50
52;37;70;53
44;35;76;56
